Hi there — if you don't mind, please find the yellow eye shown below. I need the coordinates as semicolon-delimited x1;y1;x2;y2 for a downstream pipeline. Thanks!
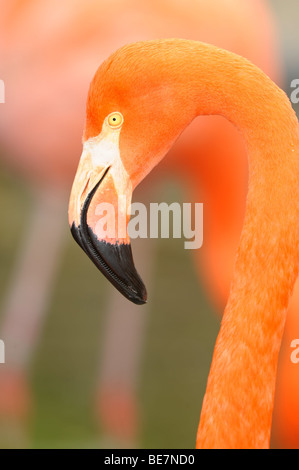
107;112;124;128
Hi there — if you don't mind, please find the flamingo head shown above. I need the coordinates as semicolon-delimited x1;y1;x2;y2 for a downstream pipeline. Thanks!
68;40;196;304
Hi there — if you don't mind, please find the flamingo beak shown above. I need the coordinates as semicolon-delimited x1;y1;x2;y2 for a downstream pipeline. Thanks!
68;149;147;305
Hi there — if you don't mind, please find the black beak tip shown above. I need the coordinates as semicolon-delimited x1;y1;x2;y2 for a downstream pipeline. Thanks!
129;285;147;305
70;222;148;306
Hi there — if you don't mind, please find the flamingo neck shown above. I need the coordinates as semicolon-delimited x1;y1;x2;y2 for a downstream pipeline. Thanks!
167;40;299;448
128;39;299;448
89;39;299;446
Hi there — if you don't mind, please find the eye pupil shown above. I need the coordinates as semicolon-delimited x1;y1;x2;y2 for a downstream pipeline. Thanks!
108;112;123;128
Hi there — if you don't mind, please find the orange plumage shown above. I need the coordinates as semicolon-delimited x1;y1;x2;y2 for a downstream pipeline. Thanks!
70;38;299;448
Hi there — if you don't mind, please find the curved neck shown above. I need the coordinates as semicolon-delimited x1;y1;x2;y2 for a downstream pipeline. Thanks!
138;40;299;447
182;41;299;448
86;39;299;447
134;39;299;298
126;40;298;194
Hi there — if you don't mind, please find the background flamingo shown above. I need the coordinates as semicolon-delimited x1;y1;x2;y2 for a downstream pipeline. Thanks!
0;0;298;448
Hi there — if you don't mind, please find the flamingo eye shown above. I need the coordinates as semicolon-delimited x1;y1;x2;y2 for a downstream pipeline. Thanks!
107;112;123;129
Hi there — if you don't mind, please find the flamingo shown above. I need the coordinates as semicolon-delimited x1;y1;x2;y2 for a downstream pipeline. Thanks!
68;38;299;448
1;0;297;447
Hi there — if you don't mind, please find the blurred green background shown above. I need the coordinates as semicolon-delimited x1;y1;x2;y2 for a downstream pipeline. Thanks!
0;171;220;448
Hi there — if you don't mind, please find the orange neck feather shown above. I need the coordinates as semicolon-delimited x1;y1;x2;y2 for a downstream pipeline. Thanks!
85;39;299;447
